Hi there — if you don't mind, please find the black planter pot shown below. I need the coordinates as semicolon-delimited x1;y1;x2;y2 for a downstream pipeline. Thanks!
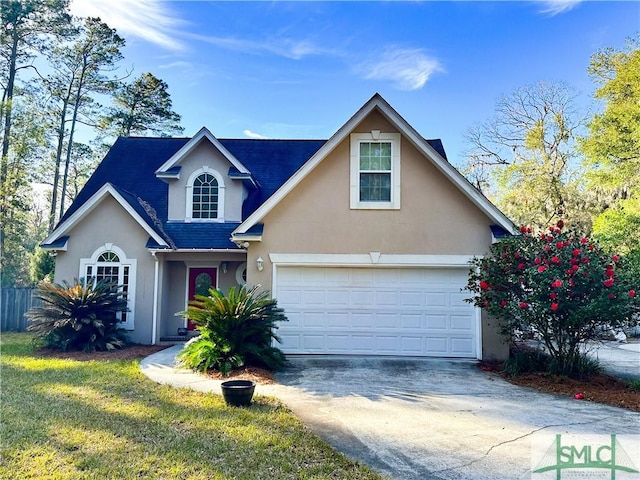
221;380;255;407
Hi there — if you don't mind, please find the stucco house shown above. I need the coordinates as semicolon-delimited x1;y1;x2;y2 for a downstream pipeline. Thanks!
42;94;516;360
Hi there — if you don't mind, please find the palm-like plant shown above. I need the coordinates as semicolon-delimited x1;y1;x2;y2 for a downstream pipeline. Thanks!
27;278;129;352
177;285;287;375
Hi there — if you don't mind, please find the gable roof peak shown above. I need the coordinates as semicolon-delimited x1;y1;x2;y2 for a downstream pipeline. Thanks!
155;126;250;176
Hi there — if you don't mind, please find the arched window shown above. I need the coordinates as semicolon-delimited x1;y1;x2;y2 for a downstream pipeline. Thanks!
192;173;218;219
186;168;225;222
80;245;136;330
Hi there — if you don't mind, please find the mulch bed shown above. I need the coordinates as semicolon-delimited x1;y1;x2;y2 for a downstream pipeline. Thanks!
479;360;640;413
35;344;170;361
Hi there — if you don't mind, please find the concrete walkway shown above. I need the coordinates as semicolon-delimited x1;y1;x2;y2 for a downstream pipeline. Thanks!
140;343;640;480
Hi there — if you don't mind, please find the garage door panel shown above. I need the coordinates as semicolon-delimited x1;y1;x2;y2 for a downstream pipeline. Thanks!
400;313;422;329
451;315;474;331
400;291;424;307
350;290;374;306
425;337;448;354
426;292;447;307
451;337;475;354
275;266;477;358
425;314;447;330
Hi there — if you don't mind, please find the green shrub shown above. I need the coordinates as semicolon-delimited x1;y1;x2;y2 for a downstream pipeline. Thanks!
504;345;601;379
177;285;287;376
503;347;551;376
628;379;640;391
26;278;129;352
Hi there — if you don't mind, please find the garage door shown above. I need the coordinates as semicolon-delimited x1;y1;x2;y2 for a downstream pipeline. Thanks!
274;266;477;357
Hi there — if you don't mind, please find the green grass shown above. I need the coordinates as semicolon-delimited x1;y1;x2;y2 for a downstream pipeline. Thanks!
0;333;383;480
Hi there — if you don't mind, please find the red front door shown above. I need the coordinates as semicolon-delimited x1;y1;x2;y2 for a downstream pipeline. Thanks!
187;267;217;330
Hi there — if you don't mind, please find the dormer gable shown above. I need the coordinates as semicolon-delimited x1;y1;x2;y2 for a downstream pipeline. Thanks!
160;128;255;223
155;127;252;182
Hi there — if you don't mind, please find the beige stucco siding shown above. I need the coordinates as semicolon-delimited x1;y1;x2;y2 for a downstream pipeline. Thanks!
166;141;245;222
250;127;493;287
53;196;156;344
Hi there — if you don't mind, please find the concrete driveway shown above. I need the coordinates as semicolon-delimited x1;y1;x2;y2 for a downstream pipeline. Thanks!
141;345;640;480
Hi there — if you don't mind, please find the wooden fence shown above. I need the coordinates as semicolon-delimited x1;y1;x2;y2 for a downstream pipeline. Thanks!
1;287;36;332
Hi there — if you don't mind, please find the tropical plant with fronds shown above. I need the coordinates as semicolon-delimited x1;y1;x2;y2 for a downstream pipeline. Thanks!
176;285;287;376
26;278;129;352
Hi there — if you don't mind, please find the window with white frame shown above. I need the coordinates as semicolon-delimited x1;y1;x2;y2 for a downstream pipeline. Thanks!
80;245;136;330
350;132;401;209
186;168;225;221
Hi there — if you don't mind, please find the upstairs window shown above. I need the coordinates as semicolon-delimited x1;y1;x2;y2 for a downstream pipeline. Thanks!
186;168;225;222
350;132;401;209
193;173;219;219
359;142;392;202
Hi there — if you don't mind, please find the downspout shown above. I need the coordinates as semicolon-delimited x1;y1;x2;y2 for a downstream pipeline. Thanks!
151;252;159;345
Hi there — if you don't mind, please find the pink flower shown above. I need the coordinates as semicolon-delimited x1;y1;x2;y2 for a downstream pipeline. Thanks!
534;257;542;265
518;263;525;270
551;256;560;264
551;279;562;288
500;300;507;307
612;254;620;263
480;280;490;290
571;265;579;273
608;293;616;300
551;303;559;311
580;237;589;244
519;302;528;309
538;265;548;273
550;292;558;299
630;290;636;298
603;278;614;288
556;242;564;249
572;249;581;257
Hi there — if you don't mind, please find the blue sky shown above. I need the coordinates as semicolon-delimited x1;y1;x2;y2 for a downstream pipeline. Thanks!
69;1;640;166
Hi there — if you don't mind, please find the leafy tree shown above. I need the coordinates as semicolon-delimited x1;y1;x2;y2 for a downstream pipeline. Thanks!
581;35;640;192
463;82;587;231
0;0;71;180
466;221;638;378
0;0;71;279
27;278;129;352
177;285;287;375
45;16;124;231
0;90;48;286
101;72;183;137
29;245;54;283
591;193;640;272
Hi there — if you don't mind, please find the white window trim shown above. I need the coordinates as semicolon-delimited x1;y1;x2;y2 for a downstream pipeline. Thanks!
350;132;401;210
185;166;226;222
79;244;137;330
235;262;247;286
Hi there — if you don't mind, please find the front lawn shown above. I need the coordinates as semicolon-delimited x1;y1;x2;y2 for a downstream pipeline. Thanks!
0;333;382;479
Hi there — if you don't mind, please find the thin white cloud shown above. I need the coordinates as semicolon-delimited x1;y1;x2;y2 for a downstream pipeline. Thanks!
158;61;192;70
537;0;583;16
69;0;187;52
186;33;340;60
358;47;443;91
243;130;269;139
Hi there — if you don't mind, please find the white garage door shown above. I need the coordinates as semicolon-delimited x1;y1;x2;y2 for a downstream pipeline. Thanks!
274;266;478;357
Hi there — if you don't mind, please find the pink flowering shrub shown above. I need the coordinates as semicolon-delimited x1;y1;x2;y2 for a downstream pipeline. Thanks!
466;221;639;377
